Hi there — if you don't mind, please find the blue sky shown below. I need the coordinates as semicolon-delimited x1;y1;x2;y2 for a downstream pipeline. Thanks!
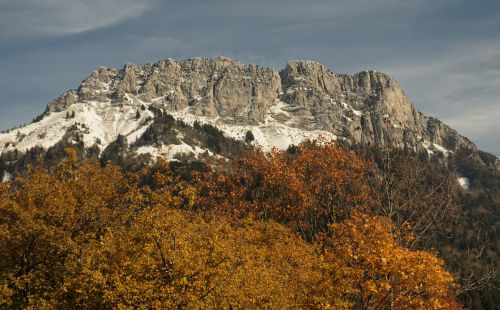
0;0;499;156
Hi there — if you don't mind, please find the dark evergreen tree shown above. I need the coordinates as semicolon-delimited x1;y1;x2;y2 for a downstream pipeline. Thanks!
245;130;255;143
115;134;125;147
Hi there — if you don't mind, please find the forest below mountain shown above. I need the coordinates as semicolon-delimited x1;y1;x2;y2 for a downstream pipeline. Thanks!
1;141;498;309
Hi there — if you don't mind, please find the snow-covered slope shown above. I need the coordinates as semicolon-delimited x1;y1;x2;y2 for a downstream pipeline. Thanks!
168;99;337;152
0;97;154;154
0;56;488;164
0;93;336;161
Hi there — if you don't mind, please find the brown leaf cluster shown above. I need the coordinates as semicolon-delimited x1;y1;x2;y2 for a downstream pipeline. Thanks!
196;141;375;239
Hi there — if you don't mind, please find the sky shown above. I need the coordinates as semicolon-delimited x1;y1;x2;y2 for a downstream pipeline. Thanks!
0;0;499;156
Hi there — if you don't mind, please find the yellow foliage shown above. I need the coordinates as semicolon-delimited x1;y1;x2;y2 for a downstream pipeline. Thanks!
0;148;461;309
320;212;461;309
60;211;325;308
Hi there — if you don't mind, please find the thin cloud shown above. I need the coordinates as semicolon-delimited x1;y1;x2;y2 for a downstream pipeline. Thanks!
0;0;158;37
381;40;500;116
178;0;447;20
445;104;500;135
444;104;500;156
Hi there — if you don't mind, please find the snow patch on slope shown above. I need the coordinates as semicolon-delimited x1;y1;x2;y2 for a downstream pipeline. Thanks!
421;139;451;157
168;100;337;151
457;177;470;190
136;142;213;161
2;171;12;183
0;97;154;155
0;110;71;153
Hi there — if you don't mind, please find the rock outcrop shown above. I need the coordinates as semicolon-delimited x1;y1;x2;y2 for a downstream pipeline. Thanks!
43;56;477;156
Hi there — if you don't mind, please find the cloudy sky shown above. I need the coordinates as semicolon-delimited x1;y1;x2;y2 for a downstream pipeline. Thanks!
0;0;499;155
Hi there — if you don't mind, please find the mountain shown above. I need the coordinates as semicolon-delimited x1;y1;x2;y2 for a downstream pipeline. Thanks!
1;56;495;171
0;57;498;308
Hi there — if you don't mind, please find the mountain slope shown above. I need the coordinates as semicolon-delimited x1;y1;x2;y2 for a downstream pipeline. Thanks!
0;57;488;164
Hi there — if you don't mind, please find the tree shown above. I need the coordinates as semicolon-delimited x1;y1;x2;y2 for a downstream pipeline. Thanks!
320;212;461;309
361;147;460;248
115;134;125;147
245;130;255;143
0;147;464;308
196;140;375;239
60;210;324;308
0;156;324;308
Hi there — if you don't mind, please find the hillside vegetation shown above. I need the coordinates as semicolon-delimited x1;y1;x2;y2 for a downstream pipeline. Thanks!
0;144;464;309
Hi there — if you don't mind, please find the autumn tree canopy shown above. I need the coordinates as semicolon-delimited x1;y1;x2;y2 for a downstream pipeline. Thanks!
0;145;461;309
196;141;375;239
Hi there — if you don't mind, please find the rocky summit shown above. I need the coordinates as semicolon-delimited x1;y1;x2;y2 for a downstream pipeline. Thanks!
0;57;488;164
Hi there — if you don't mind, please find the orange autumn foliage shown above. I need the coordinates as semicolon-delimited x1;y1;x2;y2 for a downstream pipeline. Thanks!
197;141;376;238
321;212;461;309
0;155;324;308
0;146;461;308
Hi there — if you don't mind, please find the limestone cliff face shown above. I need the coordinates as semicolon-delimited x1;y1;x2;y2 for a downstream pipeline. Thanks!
48;57;282;124
278;60;474;154
44;56;477;156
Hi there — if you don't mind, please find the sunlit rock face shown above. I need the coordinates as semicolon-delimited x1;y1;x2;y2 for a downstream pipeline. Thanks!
1;57;480;159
